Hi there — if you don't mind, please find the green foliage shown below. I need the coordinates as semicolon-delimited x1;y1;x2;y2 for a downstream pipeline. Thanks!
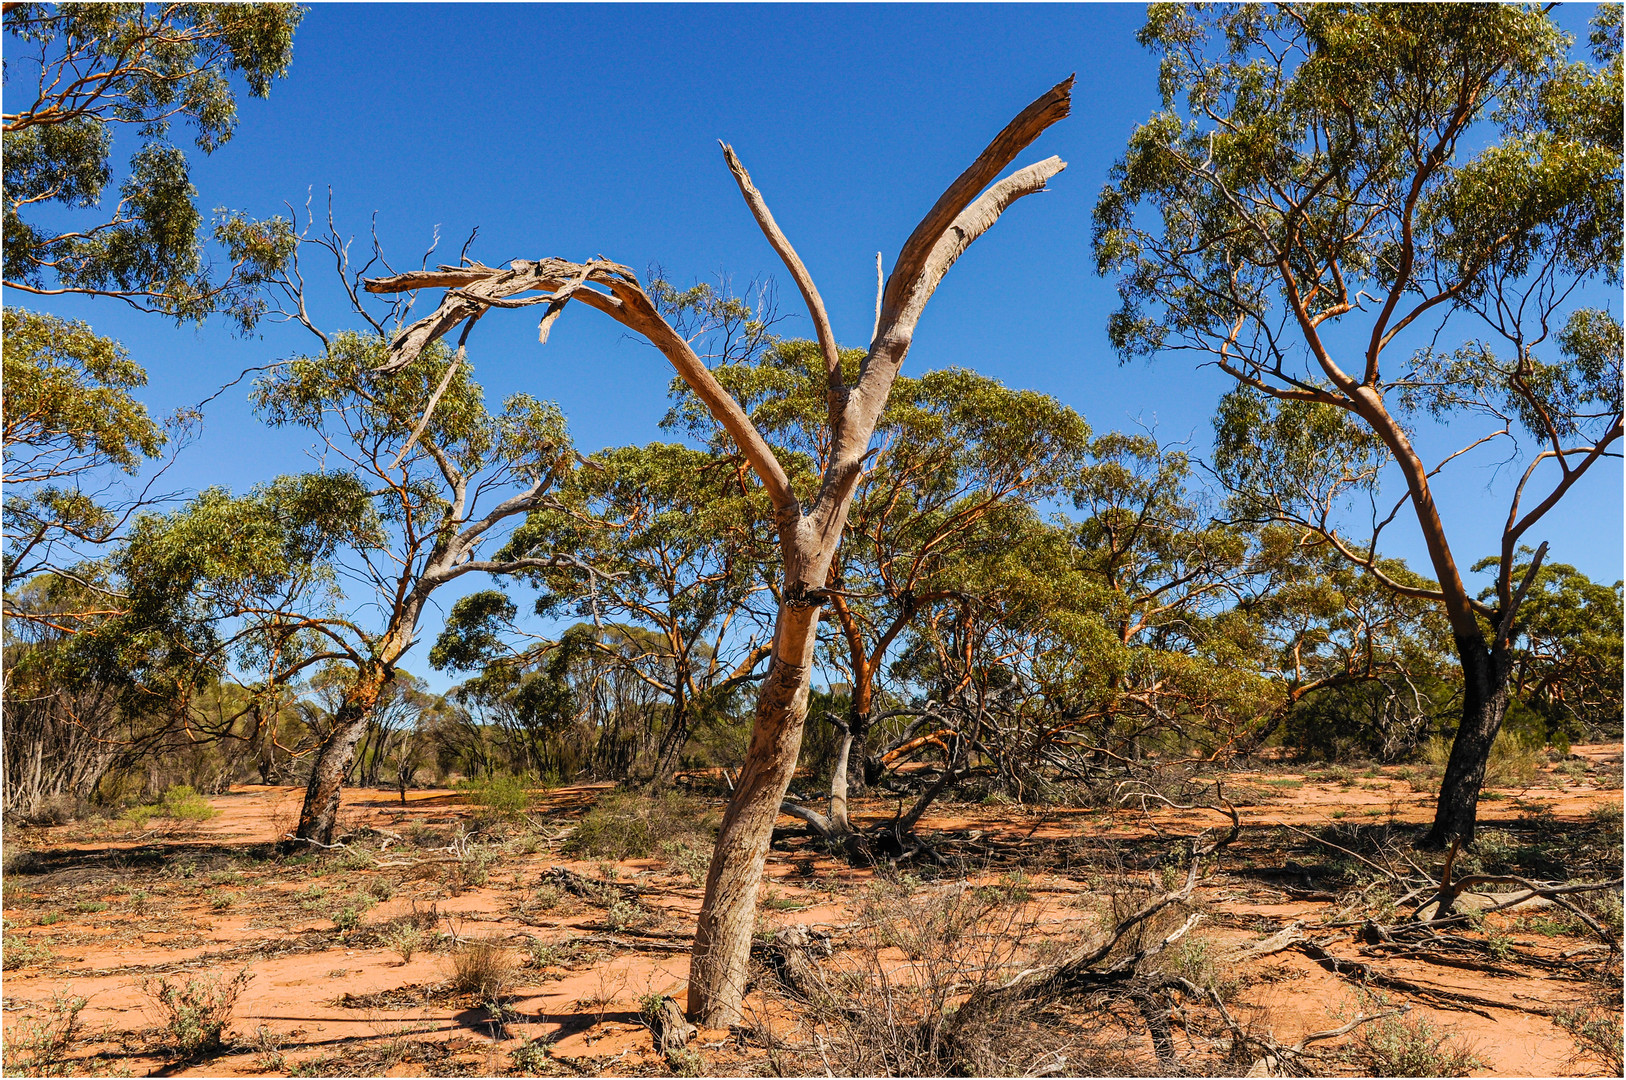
124;784;220;827
1;310;167;480
510;1036;554;1074
1097;2;1622;611
3;3;303;327
1352;1010;1482;1077
563;790;718;862
2;936;53;971
456;773;534;822
139;968;253;1058
0;988;87;1077
1474;553;1624;744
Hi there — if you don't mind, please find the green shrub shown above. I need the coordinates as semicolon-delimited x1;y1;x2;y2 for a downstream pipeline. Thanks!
1;988;86;1076
3;936;52;970
510;1036;553;1074
140;969;252;1058
1354;1012;1481;1077
124;785;220;828
564;790;718;862
380;920;425;964
458;774;534;823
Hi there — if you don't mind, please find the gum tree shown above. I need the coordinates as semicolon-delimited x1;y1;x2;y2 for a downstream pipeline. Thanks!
1095;5;1622;846
248;335;585;845
667;342;1092;834
364;78;1074;1025
3;2;302;327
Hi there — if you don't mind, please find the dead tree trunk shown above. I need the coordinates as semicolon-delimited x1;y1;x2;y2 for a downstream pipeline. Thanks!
363;76;1074;1026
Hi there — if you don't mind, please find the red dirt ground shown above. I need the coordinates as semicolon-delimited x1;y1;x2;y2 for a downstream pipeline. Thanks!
2;745;1620;1077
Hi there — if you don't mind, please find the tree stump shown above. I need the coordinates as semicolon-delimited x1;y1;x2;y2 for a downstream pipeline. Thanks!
647;995;696;1054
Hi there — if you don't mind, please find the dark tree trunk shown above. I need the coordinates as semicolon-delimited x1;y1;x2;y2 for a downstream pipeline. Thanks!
1422;637;1512;849
292;664;391;847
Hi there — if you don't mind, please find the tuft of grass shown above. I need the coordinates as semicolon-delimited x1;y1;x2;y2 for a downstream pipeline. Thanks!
564;790;719;862
1420;732;1541;790
73;901;108;914
140;968;252;1059
446;938;517;1001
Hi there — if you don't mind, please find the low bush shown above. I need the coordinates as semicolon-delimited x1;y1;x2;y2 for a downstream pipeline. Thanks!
123;785;220;829
457;774;534;824
510;1035;553;1074
3;936;53;970
564;790;718;862
1;988;87;1076
1352;1011;1481;1077
140;968;253;1058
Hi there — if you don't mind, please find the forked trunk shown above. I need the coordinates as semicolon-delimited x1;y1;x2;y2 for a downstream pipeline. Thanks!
688;605;821;1026
1422;637;1511;850
293;663;391;847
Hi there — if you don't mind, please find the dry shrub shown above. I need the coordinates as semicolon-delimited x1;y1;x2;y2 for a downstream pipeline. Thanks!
749;877;1160;1077
446;937;516;1002
139;968;252;1058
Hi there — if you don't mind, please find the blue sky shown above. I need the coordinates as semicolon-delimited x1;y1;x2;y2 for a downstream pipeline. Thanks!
9;3;1621;692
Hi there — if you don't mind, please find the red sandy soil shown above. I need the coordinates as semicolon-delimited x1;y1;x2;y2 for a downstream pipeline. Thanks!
2;746;1620;1077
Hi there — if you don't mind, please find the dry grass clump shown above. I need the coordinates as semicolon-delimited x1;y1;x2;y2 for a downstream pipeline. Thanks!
749;877;1153;1077
446;937;517;1003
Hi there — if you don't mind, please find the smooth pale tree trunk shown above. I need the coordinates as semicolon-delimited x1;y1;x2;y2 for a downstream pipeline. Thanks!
359;76;1075;1028
827;716;859;832
1423;638;1513;849
686;605;821;1017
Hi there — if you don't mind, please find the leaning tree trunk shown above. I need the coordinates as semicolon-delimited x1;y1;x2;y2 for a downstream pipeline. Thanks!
687;604;821;1022
357;76;1075;1029
293;662;391;846
1422;638;1512;849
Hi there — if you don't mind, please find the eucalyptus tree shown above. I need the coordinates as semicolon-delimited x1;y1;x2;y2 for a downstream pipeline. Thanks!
1482;554;1623;746
495;441;776;782
363;78;1075;1025
669;342;1092;832
3;2;302;326
2;309;175;607
246;334;585;846
1094;4;1622;845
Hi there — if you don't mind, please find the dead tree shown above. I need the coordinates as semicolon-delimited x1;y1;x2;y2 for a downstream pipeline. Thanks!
364;77;1073;1026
